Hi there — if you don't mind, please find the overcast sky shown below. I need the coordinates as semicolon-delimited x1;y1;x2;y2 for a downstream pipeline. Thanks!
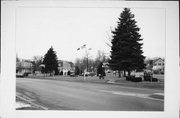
16;7;165;62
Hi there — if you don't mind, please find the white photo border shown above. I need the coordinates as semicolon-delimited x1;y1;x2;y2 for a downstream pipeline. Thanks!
1;1;179;118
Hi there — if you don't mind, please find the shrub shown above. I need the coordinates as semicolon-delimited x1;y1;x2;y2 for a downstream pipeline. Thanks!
144;76;151;81
152;78;158;82
126;76;134;81
144;76;158;82
126;76;142;82
132;77;142;82
126;76;130;81
59;71;63;75
160;71;164;74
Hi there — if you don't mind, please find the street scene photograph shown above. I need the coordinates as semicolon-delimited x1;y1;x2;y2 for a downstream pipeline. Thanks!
15;5;165;111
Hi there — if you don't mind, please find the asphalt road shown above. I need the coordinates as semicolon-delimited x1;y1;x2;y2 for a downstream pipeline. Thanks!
16;78;164;111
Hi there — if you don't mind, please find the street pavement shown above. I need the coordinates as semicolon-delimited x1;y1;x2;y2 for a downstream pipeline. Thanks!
16;77;164;111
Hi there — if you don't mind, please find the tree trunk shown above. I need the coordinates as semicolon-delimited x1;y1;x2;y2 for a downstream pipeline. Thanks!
118;70;121;78
128;70;131;77
124;70;126;77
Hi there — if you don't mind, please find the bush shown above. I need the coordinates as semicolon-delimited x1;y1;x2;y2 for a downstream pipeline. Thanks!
152;78;158;82
160;71;164;74
126;76;134;81
126;76;142;82
59;71;63;75
144;76;158;82
144;76;151;81
132;77;142;82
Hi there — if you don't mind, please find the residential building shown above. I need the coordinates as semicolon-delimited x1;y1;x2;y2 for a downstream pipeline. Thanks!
58;60;75;75
16;59;33;74
152;58;165;74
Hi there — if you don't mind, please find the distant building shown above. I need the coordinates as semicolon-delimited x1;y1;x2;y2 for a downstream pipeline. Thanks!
58;60;75;75
16;59;33;74
152;58;164;74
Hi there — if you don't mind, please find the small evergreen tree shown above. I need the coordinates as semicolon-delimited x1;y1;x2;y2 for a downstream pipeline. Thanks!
97;62;103;76
75;66;80;75
97;62;105;79
109;8;145;77
43;46;59;75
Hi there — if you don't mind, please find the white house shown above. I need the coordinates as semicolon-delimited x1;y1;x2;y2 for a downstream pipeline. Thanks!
16;59;33;74
152;58;164;74
58;60;75;75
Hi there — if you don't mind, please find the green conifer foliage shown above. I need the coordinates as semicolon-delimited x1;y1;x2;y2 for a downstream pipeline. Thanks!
43;46;59;75
109;8;145;76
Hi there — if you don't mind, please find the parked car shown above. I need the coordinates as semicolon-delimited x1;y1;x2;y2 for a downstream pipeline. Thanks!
70;71;76;77
84;72;90;77
24;72;31;76
16;73;25;77
16;72;31;77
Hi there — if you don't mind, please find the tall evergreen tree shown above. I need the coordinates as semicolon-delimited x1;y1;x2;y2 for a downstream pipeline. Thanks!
43;46;59;75
109;8;145;77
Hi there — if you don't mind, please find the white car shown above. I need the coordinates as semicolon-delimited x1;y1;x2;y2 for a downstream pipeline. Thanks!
16;73;25;77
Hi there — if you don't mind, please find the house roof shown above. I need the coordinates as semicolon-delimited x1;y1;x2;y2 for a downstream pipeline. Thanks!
153;58;164;64
58;60;74;66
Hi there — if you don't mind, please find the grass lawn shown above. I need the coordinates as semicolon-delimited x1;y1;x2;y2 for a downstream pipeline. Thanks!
23;73;164;90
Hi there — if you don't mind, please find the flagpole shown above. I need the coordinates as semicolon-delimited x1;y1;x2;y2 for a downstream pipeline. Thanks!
77;44;92;81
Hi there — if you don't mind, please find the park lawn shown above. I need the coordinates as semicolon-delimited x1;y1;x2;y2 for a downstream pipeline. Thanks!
22;73;164;90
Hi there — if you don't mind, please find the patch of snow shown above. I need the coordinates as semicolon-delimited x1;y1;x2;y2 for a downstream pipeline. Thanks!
16;102;31;109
